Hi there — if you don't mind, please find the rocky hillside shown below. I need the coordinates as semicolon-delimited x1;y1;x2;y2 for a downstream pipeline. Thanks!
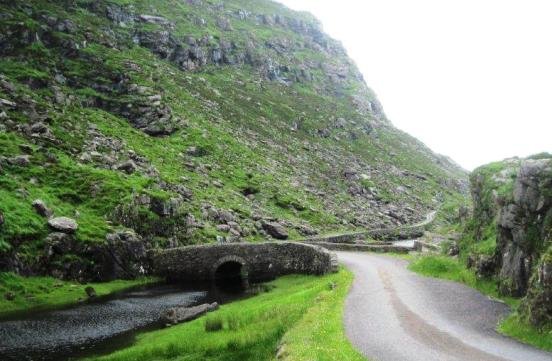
463;154;552;327
0;0;466;281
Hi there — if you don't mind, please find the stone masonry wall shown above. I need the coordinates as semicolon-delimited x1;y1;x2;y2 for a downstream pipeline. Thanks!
150;242;337;282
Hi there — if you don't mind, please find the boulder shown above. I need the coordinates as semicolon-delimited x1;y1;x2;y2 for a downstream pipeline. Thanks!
44;232;75;256
7;155;30;166
447;243;460;257
48;217;78;233
116;159;138;174
216;17;232;31
139;15;171;26
32;199;52;218
262;221;288;240
91;230;149;280
215;209;236;224
216;224;230;232
475;255;496;278
161;302;219;325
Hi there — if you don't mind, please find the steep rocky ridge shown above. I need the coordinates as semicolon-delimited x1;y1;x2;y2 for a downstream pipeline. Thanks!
464;154;552;328
0;0;466;281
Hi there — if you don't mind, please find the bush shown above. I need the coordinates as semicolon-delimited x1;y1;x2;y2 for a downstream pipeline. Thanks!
205;316;224;332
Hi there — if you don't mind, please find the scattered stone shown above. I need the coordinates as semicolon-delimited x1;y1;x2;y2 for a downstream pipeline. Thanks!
139;14;171;26
32;199;52;218
216;17;232;31
48;217;78;233
19;144;34;154
84;286;97;298
447;243;460;257
216;224;230;232
262;221;288;240
44;232;74;257
161;302;219;325
116;160;138;174
475;255;496;278
7;155;31;166
0;98;16;108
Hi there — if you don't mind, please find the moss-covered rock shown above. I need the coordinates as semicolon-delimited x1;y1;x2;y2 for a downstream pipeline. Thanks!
464;156;552;327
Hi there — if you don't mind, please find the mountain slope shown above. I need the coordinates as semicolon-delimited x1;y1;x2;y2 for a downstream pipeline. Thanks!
0;0;466;280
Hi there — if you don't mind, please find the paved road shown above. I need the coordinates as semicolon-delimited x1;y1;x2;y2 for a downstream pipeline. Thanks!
339;252;552;361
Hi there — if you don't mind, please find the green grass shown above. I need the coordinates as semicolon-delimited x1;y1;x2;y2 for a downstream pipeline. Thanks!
278;274;365;360
85;269;364;361
0;272;157;316
408;255;552;351
408;255;517;306
498;313;552;352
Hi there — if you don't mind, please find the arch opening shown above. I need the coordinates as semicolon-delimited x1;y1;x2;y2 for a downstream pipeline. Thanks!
214;261;245;282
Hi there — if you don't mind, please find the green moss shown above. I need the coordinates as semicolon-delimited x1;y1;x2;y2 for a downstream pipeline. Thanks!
498;313;552;352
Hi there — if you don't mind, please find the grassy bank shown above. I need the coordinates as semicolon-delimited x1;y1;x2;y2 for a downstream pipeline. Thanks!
0;272;157;316
85;269;364;361
408;255;552;352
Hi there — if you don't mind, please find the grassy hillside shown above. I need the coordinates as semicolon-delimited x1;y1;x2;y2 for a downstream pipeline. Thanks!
0;0;466;280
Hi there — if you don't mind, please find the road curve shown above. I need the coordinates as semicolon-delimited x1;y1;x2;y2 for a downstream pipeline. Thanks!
339;252;552;361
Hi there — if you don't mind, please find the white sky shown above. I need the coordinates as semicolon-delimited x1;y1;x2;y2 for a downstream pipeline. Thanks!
277;0;552;170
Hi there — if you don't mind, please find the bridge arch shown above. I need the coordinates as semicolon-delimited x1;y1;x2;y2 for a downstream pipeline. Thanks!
211;255;249;281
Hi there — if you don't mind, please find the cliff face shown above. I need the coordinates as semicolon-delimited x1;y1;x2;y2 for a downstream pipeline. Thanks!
0;0;466;281
468;156;552;327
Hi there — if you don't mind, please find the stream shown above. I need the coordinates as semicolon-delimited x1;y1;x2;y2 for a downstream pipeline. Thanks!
0;281;249;361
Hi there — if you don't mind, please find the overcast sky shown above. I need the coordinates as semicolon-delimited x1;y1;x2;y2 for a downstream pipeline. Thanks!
277;0;552;170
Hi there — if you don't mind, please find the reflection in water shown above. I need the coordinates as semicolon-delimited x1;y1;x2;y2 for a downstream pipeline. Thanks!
392;239;416;248
0;280;249;361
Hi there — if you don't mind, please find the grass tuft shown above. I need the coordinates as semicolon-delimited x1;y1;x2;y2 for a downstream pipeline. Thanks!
204;316;224;332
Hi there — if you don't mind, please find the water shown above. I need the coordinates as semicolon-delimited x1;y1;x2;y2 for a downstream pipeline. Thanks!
0;281;249;361
392;239;416;248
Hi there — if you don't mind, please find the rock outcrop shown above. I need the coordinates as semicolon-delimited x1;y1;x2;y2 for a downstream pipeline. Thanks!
467;156;552;327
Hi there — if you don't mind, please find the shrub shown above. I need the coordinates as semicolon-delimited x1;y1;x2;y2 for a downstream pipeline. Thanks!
204;316;224;332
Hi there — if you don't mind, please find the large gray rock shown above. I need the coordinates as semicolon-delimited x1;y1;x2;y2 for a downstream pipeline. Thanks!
7;155;30;166
161;302;219;325
262;221;288;240
116;160;138;174
139;15;171;26
91;230;149;280
32;199;52;218
47;217;78;233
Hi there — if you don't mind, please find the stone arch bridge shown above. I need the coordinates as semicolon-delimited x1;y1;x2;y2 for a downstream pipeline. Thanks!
150;242;338;282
